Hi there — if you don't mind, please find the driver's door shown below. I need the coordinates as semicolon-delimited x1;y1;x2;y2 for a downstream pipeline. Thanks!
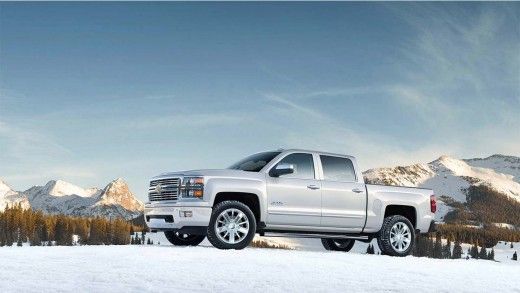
266;153;321;227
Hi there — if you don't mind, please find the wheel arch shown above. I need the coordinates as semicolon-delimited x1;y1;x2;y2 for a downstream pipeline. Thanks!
213;192;261;224
383;205;417;228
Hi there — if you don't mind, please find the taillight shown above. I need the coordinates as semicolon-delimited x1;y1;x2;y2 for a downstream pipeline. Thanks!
430;195;437;213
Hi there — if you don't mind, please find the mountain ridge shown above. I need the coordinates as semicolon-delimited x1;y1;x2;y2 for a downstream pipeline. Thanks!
363;154;520;223
1;178;143;220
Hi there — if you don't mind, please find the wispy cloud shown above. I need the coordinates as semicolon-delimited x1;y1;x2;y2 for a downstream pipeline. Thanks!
264;94;324;119
0;119;73;160
125;113;246;129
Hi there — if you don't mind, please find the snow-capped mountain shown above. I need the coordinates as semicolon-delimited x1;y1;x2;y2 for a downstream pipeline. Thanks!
464;154;520;183
1;178;143;219
0;179;30;211
363;154;520;221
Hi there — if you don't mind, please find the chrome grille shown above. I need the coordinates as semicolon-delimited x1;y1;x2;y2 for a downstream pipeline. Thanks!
148;177;181;202
150;178;181;187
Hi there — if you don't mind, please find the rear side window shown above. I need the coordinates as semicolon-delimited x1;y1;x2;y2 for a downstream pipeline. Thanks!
275;153;315;179
320;155;356;182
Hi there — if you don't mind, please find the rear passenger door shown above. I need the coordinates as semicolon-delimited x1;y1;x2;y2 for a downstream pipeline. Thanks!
319;155;366;231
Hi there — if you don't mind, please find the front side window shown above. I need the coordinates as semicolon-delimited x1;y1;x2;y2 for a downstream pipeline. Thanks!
320;155;356;182
228;151;281;172
273;153;315;179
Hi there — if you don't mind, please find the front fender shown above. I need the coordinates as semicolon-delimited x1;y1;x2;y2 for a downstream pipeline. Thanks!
205;177;267;221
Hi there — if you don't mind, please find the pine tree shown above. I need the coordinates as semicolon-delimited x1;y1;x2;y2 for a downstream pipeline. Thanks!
147;238;152;245
76;219;89;245
511;242;514;249
434;233;443;259
470;243;479;259
0;231;5;247
16;235;23;247
479;246;487;259
488;248;495;261
54;216;69;246
442;239;452;259
452;240;462;259
30;229;41;246
142;229;147;245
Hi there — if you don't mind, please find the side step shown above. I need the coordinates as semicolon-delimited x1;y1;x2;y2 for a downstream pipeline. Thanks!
263;232;369;240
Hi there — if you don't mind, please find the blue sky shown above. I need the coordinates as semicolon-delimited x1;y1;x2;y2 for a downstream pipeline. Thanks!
1;2;519;200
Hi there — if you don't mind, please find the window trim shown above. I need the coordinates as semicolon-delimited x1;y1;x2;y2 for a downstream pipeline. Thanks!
318;155;358;183
267;152;317;180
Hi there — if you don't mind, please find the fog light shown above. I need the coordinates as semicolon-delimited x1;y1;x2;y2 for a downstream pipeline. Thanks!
179;210;193;217
193;190;203;198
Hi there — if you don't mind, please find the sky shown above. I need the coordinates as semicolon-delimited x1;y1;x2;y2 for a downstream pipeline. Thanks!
0;2;519;201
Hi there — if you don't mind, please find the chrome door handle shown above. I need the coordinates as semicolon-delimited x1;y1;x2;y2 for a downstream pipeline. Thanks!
307;185;320;190
352;188;364;193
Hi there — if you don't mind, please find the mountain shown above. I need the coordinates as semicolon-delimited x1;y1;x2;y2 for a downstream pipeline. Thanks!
1;178;143;220
363;155;520;223
0;179;30;211
464;154;520;183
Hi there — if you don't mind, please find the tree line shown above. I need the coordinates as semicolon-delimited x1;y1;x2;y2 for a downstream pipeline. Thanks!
412;232;495;260
0;204;143;246
437;223;520;248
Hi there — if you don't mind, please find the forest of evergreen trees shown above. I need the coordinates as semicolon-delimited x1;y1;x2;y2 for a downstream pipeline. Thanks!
437;223;520;248
443;185;520;227
1;202;517;261
412;233;496;260
0;204;142;246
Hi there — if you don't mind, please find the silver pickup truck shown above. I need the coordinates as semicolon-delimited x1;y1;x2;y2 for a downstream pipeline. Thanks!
145;149;436;256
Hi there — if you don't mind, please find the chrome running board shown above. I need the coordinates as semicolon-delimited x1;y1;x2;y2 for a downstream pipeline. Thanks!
263;232;369;240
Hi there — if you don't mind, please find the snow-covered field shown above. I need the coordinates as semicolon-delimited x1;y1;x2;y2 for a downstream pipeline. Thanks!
1;242;519;293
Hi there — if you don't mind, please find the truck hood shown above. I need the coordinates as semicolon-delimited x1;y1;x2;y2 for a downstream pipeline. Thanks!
152;169;265;180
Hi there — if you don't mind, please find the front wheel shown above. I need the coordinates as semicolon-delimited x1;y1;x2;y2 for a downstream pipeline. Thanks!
164;231;205;246
321;238;355;252
206;200;257;250
377;215;415;256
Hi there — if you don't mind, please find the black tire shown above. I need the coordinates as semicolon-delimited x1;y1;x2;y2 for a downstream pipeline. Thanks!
321;238;355;252
164;231;205;246
206;200;257;250
377;215;415;257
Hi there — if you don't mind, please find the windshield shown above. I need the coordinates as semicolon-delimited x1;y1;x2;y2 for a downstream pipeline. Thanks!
228;152;281;172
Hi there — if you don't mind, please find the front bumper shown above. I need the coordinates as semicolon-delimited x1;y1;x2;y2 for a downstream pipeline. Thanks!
144;204;212;231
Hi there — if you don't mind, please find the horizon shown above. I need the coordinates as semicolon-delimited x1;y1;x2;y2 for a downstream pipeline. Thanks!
1;152;516;196
1;2;519;201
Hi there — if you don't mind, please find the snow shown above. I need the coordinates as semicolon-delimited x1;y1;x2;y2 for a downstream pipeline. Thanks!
0;244;518;292
465;154;520;183
44;180;97;198
0;180;30;211
434;156;520;199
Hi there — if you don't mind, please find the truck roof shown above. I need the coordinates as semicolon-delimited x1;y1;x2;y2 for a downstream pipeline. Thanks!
275;148;356;160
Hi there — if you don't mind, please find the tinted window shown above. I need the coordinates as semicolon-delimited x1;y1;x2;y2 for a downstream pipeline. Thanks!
274;153;315;179
228;152;281;172
320;155;356;182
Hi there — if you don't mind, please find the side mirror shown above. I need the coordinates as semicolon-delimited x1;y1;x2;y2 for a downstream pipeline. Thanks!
270;163;295;177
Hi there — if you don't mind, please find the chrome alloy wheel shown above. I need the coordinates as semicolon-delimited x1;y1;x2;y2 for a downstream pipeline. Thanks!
214;208;250;244
390;222;411;252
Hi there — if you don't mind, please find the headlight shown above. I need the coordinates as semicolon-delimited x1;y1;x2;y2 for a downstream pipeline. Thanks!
181;177;204;198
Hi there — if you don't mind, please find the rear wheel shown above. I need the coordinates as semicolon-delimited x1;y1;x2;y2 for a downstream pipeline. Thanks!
207;200;257;250
377;215;415;256
164;231;205;246
321;238;355;252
